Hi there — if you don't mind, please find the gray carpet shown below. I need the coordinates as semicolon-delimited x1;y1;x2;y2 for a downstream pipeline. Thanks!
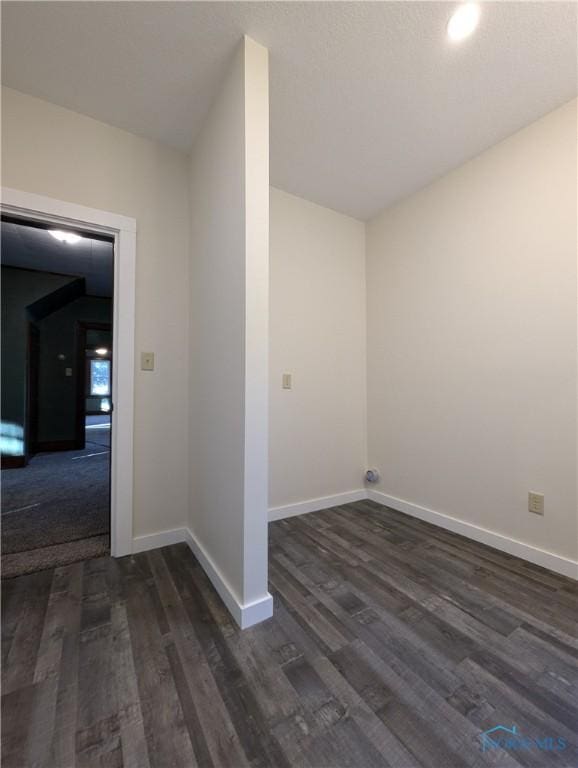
1;428;110;577
1;535;109;579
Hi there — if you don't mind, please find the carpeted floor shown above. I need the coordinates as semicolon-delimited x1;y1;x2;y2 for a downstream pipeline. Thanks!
1;427;110;577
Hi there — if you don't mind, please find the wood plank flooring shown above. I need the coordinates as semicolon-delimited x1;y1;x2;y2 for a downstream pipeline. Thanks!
2;499;577;767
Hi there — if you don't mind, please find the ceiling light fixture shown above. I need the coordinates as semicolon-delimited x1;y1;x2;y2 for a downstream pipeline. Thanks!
95;348;109;356
447;3;480;42
49;229;82;244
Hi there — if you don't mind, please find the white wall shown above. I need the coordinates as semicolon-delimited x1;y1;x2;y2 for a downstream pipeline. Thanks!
269;188;366;513
4;79;574;590
189;37;271;625
1;86;190;538
367;99;577;564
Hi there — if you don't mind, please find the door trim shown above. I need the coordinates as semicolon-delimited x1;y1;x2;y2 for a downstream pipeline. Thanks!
2;187;136;557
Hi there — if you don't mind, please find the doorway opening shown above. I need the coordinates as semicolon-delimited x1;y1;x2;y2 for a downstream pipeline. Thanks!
76;321;113;451
1;216;114;577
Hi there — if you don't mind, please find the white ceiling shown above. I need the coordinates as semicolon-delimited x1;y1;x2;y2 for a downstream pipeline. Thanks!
2;2;576;219
1;221;114;297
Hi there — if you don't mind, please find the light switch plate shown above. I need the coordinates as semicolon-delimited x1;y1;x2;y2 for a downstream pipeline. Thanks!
528;491;544;516
65;367;72;377
282;373;292;390
141;352;155;371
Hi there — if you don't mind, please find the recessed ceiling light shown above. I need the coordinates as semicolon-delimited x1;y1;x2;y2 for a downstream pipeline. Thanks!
95;348;108;356
49;229;82;244
447;3;480;42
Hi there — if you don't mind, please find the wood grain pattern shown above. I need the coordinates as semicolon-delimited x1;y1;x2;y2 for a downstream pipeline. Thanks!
2;500;577;767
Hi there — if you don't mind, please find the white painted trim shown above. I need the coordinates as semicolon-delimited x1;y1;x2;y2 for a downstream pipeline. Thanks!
183;528;273;629
131;526;273;628
1;187;136;558
1;187;136;234
269;489;367;522
367;489;578;581
132;528;188;554
269;487;577;580
111;226;136;557
131;488;577;628
237;592;275;629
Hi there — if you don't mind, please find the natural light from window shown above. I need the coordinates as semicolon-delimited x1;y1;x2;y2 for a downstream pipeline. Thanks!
90;359;111;396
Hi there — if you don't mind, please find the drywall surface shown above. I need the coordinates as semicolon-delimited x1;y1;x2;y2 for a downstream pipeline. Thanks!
269;188;366;510
1;86;190;535
367;99;577;562
188;38;270;614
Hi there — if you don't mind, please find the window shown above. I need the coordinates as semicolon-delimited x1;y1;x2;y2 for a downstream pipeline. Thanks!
90;359;111;396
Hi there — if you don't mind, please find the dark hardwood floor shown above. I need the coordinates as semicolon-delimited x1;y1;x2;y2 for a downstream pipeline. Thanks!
2;499;577;767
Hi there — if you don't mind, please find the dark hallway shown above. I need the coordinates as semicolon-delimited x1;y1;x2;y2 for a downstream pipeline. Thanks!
1;219;114;577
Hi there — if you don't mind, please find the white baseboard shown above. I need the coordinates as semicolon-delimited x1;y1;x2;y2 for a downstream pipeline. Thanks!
269;489;367;522
367;489;578;581
132;527;188;554
130;489;577;626
183;528;273;629
131;526;273;628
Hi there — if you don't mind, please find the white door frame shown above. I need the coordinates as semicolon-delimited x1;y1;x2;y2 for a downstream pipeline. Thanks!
1;187;136;557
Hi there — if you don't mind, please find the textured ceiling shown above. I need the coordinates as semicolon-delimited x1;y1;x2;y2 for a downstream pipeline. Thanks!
2;2;577;219
1;221;114;297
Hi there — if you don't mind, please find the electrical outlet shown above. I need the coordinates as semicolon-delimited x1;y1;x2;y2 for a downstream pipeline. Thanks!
528;492;544;516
